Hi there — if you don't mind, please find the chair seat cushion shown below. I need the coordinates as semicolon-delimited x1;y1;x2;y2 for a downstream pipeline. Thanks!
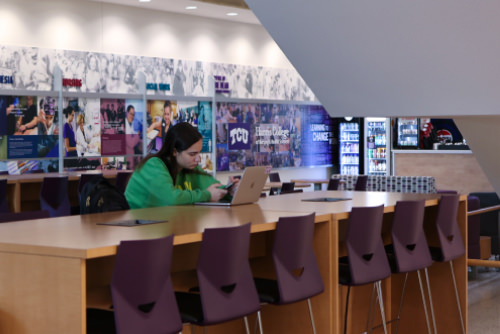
253;278;280;304
175;291;204;324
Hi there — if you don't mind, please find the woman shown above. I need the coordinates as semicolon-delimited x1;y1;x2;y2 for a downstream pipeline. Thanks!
76;114;90;157
125;122;238;208
62;106;77;157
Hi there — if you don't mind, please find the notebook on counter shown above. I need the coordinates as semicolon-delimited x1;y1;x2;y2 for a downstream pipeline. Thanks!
194;166;269;206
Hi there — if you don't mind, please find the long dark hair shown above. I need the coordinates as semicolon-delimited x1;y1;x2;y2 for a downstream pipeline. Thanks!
136;122;204;181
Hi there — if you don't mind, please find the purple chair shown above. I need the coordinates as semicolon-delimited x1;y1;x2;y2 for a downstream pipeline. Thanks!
115;171;133;194
269;172;281;182
339;204;390;334
385;200;435;334
354;175;368;191
436;189;458;194
428;194;465;334
0;179;9;213
254;213;324;333
40;176;71;217
0;210;50;223
268;172;281;196
87;234;182;334
175;223;262;333
327;179;340;191
279;182;295;194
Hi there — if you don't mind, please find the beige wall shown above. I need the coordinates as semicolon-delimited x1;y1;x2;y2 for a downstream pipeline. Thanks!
393;152;494;195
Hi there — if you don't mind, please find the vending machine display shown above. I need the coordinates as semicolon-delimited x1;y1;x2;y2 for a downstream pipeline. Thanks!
395;117;419;148
365;118;390;175
339;121;360;175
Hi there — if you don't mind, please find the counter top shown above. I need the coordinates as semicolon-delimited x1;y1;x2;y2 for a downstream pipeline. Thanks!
392;149;473;154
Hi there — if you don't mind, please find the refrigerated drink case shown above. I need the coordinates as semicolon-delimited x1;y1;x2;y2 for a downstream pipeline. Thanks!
395;118;419;148
339;122;360;175
365;118;390;175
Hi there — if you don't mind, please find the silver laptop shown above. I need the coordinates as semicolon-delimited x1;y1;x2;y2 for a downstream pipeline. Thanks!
195;166;269;206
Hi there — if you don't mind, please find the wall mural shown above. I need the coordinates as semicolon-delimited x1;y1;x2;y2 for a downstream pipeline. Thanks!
0;44;332;174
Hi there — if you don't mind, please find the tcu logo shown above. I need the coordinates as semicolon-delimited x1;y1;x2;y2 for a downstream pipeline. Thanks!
230;127;249;145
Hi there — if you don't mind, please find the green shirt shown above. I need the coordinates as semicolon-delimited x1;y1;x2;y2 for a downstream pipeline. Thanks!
125;157;220;209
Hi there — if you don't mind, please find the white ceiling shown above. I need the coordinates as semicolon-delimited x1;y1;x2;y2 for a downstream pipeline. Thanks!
88;0;261;25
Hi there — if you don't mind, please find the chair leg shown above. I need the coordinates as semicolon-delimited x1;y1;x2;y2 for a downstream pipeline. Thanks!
307;298;317;334
393;272;409;334
424;268;438;334
416;270;433;334
244;316;251;334
449;261;466;334
343;286;351;334
256;311;264;334
367;283;377;334
375;281;388;334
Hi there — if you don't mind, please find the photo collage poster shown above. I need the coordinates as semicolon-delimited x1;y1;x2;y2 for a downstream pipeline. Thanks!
0;44;325;174
145;99;213;173
215;102;333;171
62;98;145;171
0;95;59;173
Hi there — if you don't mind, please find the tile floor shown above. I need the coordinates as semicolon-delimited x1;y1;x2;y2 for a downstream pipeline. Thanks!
468;268;500;333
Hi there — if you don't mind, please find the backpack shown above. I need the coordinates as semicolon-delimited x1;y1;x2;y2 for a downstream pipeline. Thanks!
80;175;130;214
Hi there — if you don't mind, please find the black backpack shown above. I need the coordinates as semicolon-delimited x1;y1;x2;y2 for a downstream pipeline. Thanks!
80;175;130;214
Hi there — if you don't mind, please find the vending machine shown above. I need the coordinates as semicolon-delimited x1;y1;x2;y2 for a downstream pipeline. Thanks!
394;117;419;149
339;118;363;175
365;117;390;175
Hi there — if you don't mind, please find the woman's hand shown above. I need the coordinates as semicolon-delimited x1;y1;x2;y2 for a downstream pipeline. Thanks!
207;183;228;202
227;176;240;196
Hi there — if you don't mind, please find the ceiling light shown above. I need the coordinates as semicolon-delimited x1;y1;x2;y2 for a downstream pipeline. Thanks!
226;12;239;16
185;6;197;10
139;0;151;2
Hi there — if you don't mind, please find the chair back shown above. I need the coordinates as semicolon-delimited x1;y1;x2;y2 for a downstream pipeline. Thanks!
197;223;260;325
435;194;465;261
115;171;133;194
280;182;295;194
0;210;50;223
40;176;71;217
354;175;368;191
78;173;102;201
391;200;432;272
467;195;481;259
269;172;281;182
273;213;324;304
327;179;340;191
0;179;9;213
437;189;458;194
345;205;390;285
111;235;182;334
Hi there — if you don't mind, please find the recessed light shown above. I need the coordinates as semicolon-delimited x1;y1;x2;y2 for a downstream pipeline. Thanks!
226;12;239;16
185;6;197;10
139;0;151;2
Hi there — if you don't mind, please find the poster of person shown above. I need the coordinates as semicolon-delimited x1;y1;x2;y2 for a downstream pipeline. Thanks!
62;98;101;160
100;99;125;135
176;100;213;153
123;99;143;156
146;100;176;153
37;96;59;158
6;96;38;135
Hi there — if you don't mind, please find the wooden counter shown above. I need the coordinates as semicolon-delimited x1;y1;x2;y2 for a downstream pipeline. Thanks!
0;191;467;334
